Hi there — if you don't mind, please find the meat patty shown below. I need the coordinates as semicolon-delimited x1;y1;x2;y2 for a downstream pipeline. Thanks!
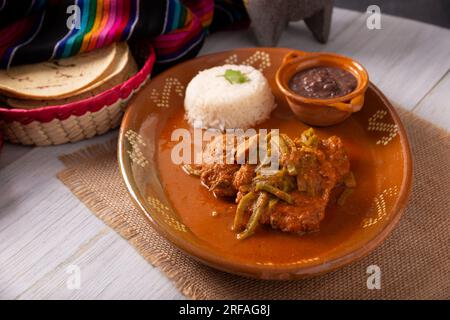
233;164;256;203
320;136;350;182
200;163;240;198
233;164;256;190
260;191;329;233
260;136;350;233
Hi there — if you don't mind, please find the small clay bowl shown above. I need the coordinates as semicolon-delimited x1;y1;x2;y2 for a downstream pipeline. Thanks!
276;50;369;126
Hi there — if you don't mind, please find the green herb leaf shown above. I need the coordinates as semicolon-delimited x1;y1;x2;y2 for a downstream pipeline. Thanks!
223;69;250;84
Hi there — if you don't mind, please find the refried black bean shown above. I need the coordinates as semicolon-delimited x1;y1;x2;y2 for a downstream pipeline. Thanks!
289;66;357;99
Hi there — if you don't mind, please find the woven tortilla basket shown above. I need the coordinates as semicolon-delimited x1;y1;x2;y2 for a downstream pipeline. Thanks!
0;41;155;146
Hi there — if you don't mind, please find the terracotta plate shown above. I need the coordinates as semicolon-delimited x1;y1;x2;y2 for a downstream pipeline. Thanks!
118;48;412;279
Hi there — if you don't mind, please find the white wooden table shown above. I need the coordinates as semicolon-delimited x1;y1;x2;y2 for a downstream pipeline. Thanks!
0;8;449;299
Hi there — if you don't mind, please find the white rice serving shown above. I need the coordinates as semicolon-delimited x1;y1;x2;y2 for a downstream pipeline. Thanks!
184;64;276;129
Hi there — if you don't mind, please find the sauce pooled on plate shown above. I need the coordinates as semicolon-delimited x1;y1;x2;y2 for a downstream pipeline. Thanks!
289;66;357;99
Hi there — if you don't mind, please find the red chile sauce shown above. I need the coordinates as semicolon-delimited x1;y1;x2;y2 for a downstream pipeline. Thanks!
289;66;357;99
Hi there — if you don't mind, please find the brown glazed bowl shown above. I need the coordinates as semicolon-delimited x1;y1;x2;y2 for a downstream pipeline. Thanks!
276;50;369;126
119;48;412;280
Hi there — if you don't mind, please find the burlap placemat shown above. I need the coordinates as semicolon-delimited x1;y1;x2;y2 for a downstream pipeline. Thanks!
57;108;449;299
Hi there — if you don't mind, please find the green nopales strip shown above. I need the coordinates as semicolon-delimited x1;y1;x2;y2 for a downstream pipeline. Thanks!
237;192;269;240
233;191;257;231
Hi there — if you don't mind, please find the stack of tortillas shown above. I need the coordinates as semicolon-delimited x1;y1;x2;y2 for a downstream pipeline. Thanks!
0;42;137;109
